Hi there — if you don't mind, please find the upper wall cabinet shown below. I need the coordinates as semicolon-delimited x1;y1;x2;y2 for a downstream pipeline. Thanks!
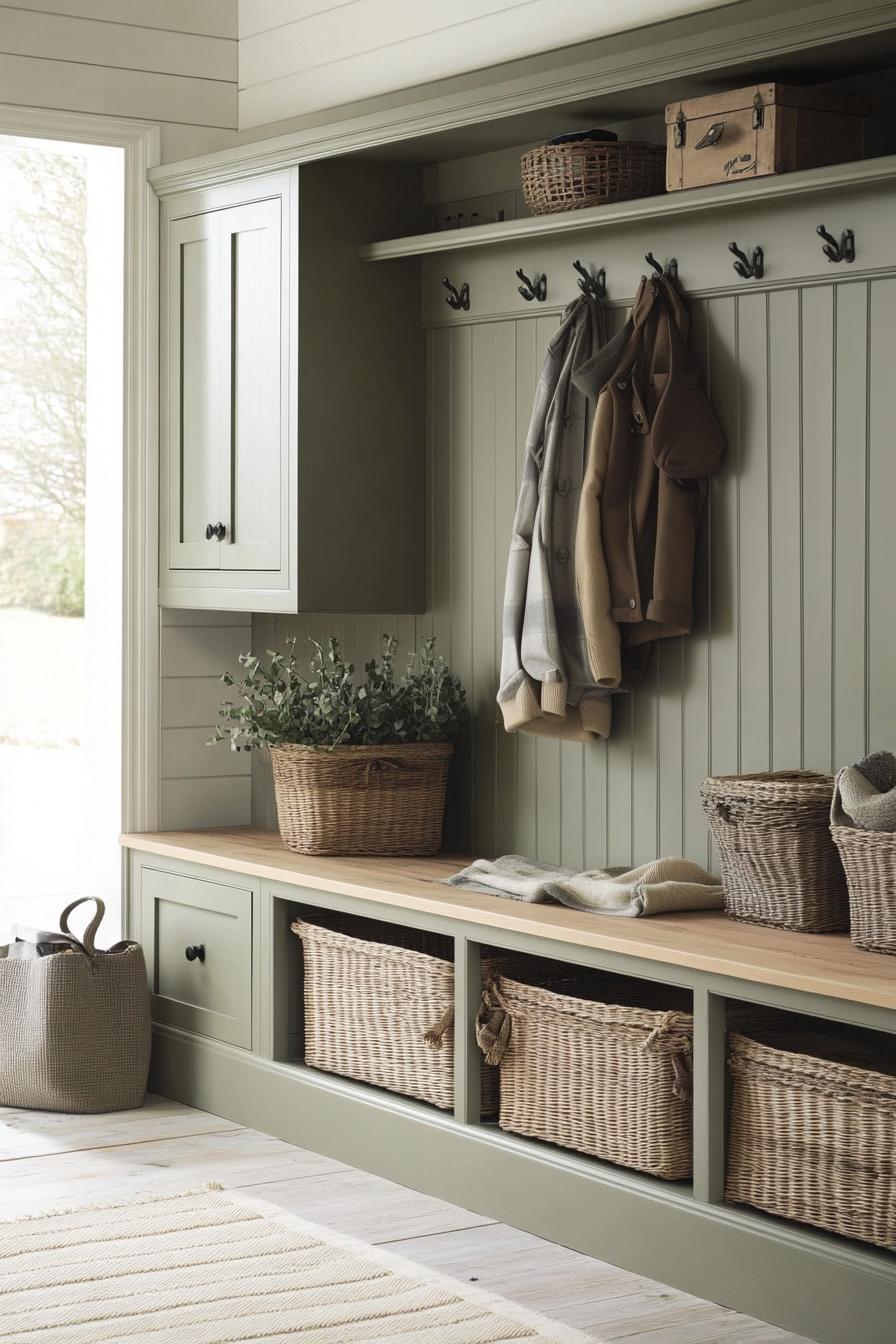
160;163;424;613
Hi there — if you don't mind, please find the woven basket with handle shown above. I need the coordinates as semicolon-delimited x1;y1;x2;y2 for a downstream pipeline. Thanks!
477;969;693;1180
830;825;896;954
291;913;519;1112
727;1020;896;1250
701;770;848;932
269;741;453;856
521;141;667;215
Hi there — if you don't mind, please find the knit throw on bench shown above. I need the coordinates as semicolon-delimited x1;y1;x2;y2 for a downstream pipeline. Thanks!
445;855;722;917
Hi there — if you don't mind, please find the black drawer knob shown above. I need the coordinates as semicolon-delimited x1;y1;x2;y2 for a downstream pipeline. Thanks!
185;944;206;963
205;522;226;541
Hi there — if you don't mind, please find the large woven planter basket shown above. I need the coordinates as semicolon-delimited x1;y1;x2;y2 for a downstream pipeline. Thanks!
269;742;453;856
701;770;848;933
521;141;666;215
478;970;693;1180
727;1022;896;1250
291;913;514;1112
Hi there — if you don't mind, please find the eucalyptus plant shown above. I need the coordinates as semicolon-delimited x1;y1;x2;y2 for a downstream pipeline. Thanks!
210;635;465;752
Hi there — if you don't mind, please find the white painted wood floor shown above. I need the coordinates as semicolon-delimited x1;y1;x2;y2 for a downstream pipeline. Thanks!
0;1095;814;1344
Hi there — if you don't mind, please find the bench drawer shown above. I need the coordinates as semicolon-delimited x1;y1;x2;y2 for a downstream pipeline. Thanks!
140;867;253;1048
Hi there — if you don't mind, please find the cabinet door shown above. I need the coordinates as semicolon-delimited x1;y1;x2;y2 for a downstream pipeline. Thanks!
165;212;224;571
219;197;287;573
140;865;253;1048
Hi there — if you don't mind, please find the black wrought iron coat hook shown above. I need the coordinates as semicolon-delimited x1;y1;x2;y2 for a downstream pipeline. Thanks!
645;252;678;281
442;277;470;311
729;241;764;280
817;224;855;264
516;267;547;302
573;260;606;301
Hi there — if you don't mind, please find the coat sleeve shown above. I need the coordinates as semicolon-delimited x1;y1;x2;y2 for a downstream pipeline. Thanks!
497;357;555;733
519;370;570;715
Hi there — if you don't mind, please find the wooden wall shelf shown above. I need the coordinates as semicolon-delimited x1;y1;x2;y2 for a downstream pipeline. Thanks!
359;154;896;262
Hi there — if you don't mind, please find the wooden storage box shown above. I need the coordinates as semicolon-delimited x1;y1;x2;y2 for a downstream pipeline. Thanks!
665;83;869;191
728;1020;896;1251
480;970;693;1180
292;913;509;1112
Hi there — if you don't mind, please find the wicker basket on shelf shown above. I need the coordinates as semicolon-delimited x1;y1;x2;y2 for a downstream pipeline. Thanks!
269;742;452;857
830;823;896;955
727;1020;896;1250
478;969;693;1180
700;771;848;933
291;912;513;1112
521;141;667;215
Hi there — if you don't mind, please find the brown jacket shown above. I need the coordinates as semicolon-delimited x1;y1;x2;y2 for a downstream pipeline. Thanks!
574;276;725;654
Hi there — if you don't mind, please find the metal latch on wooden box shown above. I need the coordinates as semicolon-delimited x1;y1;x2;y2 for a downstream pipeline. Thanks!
752;91;765;129
673;109;687;148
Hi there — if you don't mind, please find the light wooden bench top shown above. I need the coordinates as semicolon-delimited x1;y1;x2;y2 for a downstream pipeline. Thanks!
121;827;896;1013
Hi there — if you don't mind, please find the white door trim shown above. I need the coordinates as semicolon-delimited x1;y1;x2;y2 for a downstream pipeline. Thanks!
0;104;161;836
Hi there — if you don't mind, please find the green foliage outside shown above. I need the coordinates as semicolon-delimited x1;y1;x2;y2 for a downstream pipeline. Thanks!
0;150;87;616
211;636;466;752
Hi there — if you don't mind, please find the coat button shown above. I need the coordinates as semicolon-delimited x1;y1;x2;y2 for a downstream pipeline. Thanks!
556;478;570;496
628;598;637;609
617;379;628;390
556;548;570;564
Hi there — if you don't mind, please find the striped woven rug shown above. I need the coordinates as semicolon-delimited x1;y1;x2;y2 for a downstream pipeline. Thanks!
0;1186;592;1342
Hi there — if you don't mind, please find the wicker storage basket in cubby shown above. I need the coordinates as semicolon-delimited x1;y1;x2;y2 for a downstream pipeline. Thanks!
701;770;848;932
521;141;667;215
477;969;693;1180
291;912;511;1112
727;1020;896;1250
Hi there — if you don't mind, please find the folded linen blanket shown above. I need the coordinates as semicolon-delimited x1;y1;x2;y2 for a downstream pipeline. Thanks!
445;854;722;918
833;750;896;832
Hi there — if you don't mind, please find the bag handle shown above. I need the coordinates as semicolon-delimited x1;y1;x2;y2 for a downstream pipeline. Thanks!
59;897;106;956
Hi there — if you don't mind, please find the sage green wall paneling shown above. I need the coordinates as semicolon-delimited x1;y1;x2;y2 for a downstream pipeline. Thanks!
868;278;896;754
251;272;894;865
801;286;836;773
833;282;869;770
159;609;253;830
736;293;771;774
768;288;803;771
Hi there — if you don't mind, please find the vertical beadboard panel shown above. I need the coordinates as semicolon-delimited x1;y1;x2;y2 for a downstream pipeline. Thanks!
736;292;771;773
867;278;896;751
242;272;891;869
448;324;474;852
706;296;740;780
681;297;712;869
767;288;803;770
800;286;836;773
471;322;497;858
833;281;869;767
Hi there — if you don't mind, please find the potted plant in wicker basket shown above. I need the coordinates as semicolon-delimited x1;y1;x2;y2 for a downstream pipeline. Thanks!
210;636;465;857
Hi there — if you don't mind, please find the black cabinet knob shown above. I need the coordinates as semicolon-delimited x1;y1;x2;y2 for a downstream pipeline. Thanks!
205;523;214;540
205;523;226;541
185;944;205;963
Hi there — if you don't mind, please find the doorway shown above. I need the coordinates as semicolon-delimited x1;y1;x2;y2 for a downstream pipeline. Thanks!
0;136;125;943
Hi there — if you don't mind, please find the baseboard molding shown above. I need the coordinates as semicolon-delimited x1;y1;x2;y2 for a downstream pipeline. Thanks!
151;1024;896;1344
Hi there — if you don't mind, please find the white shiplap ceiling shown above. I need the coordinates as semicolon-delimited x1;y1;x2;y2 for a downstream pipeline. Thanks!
237;0;736;129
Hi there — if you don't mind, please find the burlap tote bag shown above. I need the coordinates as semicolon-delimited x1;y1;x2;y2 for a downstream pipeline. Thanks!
0;897;151;1112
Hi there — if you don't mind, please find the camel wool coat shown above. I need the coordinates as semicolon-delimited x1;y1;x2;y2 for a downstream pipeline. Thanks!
574;275;725;658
